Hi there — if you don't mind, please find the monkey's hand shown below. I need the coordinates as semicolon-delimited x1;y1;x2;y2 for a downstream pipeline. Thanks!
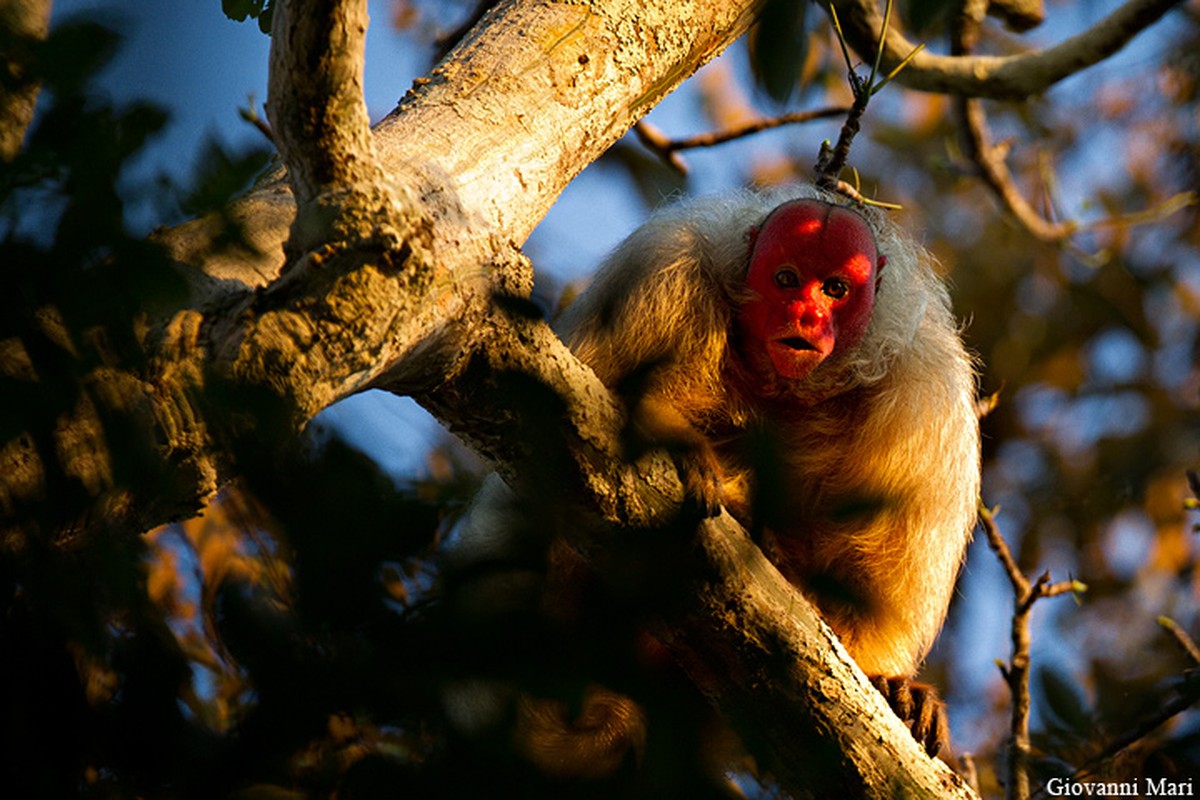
626;395;724;518
870;676;950;758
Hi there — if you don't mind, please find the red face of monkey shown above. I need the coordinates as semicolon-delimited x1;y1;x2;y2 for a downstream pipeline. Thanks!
737;199;885;382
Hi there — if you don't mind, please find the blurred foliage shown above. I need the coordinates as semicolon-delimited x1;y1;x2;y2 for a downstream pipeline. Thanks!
3;1;1200;798
747;0;813;104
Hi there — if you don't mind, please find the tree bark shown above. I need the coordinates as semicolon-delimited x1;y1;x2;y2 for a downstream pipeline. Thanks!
0;0;51;162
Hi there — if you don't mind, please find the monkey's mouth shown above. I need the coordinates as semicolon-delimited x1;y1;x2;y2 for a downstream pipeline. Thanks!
778;337;818;352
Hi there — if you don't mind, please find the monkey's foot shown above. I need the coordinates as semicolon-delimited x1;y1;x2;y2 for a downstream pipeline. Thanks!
870;676;949;758
674;446;724;518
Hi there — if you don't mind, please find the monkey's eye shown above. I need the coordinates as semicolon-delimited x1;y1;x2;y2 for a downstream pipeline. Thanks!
822;278;850;299
774;267;800;289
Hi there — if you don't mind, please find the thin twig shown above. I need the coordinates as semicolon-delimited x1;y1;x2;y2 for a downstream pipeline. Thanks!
814;0;919;205
632;108;850;175
655;108;851;152
632;121;689;173
980;503;1026;594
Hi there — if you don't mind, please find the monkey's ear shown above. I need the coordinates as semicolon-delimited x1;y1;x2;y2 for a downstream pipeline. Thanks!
875;254;887;292
747;224;760;251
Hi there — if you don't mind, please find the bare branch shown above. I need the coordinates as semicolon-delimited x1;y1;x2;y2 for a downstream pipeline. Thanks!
664;107;851;152
633;108;850;173
948;0;1194;247
981;504;1087;800
827;0;1186;100
980;503;1027;595
238;98;275;146
948;0;1076;244
950;2;1195;247
632;120;689;173
656;512;979;799
955;98;1077;244
268;0;381;204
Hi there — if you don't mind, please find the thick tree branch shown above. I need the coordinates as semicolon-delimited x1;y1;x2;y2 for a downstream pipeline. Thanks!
0;0;51;161
828;0;1185;100
659;512;977;798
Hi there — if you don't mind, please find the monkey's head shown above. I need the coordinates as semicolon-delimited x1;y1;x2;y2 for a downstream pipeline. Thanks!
736;199;886;384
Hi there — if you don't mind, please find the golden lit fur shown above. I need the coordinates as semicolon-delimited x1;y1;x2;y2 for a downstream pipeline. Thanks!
558;186;979;677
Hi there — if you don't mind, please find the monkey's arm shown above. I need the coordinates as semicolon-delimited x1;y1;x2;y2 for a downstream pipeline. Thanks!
558;216;742;517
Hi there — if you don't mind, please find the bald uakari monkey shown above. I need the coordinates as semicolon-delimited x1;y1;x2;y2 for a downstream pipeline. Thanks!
456;187;980;774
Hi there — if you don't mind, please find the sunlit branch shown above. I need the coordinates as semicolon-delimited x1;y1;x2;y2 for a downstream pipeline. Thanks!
267;0;397;258
951;5;1195;249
